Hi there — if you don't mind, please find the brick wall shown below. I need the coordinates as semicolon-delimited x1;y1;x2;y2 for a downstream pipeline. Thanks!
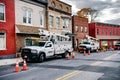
72;15;88;50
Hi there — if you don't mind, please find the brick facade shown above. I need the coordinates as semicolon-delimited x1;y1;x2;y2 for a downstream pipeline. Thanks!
89;22;120;49
0;0;16;58
72;15;88;50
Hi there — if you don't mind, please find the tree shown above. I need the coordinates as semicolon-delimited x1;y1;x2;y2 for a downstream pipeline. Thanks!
77;8;99;22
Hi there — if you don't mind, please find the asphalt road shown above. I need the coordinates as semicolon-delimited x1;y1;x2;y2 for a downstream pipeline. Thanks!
0;50;120;80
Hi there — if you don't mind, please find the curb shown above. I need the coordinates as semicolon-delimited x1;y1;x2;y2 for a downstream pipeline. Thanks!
0;58;23;66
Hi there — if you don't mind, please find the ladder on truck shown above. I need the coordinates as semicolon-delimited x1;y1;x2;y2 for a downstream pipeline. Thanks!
39;29;70;42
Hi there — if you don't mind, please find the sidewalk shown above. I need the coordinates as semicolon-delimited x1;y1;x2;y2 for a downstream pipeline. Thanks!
0;58;23;66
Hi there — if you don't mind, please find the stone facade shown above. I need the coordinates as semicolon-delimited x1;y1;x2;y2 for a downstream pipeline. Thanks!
47;0;72;34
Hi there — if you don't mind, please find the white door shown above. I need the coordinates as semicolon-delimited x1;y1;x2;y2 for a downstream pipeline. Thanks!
44;42;54;56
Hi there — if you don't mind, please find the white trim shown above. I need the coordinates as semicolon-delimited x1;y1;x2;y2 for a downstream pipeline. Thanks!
0;3;6;22
23;8;32;25
0;32;6;50
39;12;44;28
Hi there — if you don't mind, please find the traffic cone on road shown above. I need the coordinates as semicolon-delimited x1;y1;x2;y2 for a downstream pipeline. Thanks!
72;52;75;59
88;50;90;55
96;49;99;53
83;50;86;56
111;47;114;51
66;54;70;60
22;59;28;71
14;60;20;72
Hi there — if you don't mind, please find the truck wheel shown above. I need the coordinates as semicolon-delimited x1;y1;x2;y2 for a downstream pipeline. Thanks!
61;53;66;58
39;53;45;62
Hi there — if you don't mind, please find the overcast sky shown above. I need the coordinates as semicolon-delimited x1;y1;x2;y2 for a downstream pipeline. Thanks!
60;0;120;25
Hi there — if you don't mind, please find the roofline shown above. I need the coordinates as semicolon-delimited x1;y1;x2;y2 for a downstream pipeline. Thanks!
58;0;72;7
90;22;120;27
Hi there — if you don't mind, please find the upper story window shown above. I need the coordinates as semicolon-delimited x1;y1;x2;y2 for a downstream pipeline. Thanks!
59;4;62;10
76;26;78;32
66;7;69;12
0;32;6;50
0;3;5;21
23;8;32;24
110;30;112;35
80;26;83;32
51;1;55;8
39;12;44;27
85;27;87;32
62;18;70;29
49;15;53;28
56;17;60;28
106;28;108;35
97;28;99;35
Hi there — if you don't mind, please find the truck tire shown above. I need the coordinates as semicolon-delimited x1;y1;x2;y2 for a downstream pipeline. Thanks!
61;53;66;58
62;51;70;58
39;53;45;62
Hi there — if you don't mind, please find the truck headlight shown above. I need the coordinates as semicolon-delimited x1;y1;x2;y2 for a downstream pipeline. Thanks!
31;49;38;53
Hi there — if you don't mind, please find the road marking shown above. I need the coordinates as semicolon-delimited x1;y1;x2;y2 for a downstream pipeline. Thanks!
90;61;103;66
56;71;82;80
103;54;117;60
55;53;118;80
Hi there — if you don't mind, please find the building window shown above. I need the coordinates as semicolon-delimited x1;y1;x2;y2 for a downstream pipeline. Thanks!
0;3;5;21
76;26;78;32
85;27;87;32
25;39;32;46
106;28;108;35
80;26;83;32
23;9;32;24
51;1;55;8
97;28;99;35
59;4;62;10
62;18;70;29
66;7;69;12
110;30;112;35
39;12;44;27
0;32;6;50
49;15;53;28
56;17;60;28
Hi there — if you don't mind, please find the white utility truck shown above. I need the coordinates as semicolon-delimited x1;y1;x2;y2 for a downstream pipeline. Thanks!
78;35;100;52
78;41;99;52
21;29;73;62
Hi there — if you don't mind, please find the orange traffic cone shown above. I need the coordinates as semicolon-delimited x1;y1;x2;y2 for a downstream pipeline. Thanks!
83;50;86;56
111;47;114;51
72;52;75;59
22;59;28;71
88;50;90;55
66;54;70;60
96;49;99;53
14;60;20;72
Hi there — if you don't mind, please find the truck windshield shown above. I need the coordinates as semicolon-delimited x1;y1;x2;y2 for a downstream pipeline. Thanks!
32;42;46;47
82;42;90;44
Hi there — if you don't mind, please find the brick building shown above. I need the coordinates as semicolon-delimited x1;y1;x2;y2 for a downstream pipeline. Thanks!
89;22;120;49
47;0;72;35
72;15;88;50
0;0;16;58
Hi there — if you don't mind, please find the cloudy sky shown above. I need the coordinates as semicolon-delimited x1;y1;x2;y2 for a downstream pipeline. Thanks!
60;0;120;25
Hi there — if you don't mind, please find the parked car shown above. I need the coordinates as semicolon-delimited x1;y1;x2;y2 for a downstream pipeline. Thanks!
115;43;120;50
